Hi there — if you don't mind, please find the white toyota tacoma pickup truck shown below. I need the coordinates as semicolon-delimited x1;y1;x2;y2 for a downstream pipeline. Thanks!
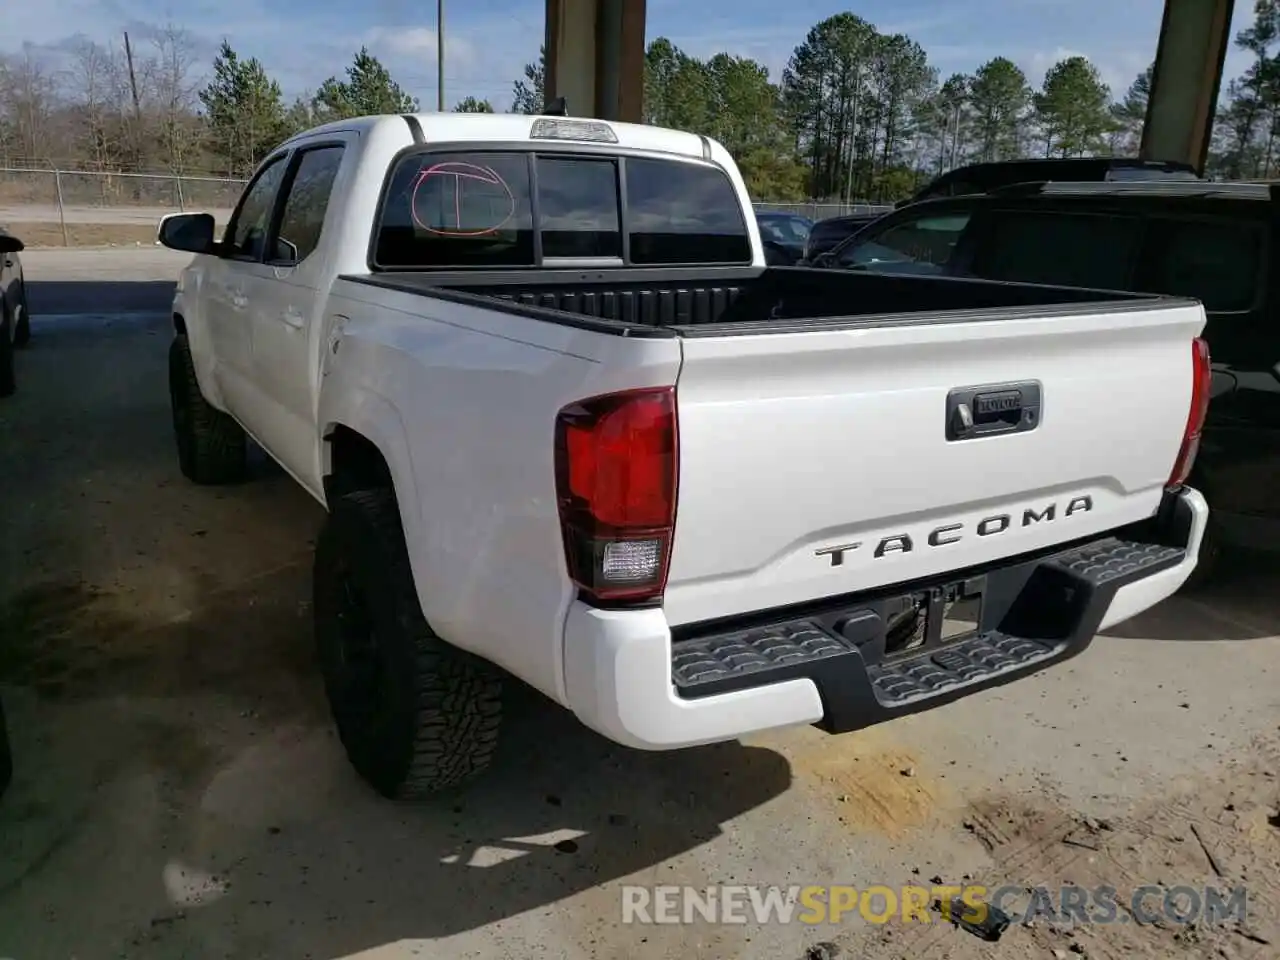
158;112;1211;799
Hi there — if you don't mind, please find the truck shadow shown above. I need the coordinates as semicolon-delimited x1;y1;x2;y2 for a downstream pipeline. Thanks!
1101;550;1280;642
0;567;792;953
24;279;178;318
0;277;790;955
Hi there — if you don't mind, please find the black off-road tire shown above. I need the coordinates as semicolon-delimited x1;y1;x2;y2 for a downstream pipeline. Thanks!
168;334;246;484
314;488;503;799
13;287;30;347
0;309;15;398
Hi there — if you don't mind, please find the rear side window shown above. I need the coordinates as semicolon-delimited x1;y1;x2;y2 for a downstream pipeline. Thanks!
624;157;751;264
971;211;1144;290
376;152;536;268
373;150;748;268
1140;218;1262;312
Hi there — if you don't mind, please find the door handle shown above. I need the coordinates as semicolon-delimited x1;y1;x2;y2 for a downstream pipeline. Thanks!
225;285;247;310
281;307;304;329
946;382;1042;441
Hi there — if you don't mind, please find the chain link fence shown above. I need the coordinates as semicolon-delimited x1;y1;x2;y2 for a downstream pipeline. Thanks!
753;201;893;221
0;167;892;245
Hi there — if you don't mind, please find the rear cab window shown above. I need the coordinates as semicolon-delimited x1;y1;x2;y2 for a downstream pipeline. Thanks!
372;149;751;269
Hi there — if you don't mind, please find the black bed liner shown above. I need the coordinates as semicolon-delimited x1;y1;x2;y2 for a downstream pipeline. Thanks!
341;265;1173;338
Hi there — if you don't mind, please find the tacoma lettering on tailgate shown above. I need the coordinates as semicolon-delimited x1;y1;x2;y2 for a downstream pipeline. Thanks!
815;495;1094;567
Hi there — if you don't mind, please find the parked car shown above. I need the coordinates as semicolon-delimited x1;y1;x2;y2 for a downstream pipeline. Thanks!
157;112;1208;799
755;211;813;264
0;228;29;398
820;177;1276;584
800;212;887;263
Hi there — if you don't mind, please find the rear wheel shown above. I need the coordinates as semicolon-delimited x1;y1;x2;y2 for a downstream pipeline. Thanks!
168;334;246;484
314;488;503;799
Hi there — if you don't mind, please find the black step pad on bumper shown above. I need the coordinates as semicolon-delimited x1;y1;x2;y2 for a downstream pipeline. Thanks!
670;528;1187;734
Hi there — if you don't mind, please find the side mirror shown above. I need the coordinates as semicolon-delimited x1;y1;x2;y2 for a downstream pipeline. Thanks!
157;212;216;254
894;198;909;209
0;234;24;255
271;237;300;265
811;252;834;268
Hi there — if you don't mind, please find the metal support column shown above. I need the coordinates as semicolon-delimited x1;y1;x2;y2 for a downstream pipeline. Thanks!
1140;0;1234;174
544;0;646;121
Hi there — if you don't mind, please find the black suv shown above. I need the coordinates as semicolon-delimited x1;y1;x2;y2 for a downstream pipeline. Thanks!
799;158;1200;266
820;179;1280;584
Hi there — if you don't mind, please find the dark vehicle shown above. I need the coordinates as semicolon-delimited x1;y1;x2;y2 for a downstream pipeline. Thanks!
800;158;1200;268
905;157;1201;206
800;212;887;263
821;178;1280;585
0;229;28;398
755;212;813;264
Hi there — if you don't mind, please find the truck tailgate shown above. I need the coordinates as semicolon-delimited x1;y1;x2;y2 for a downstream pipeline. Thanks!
663;300;1205;627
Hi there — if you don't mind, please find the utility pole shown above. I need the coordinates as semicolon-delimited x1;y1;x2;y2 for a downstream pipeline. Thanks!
123;31;142;123
437;0;445;111
123;31;143;183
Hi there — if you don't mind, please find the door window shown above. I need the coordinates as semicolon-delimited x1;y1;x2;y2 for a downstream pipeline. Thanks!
837;213;971;274
225;154;290;261
272;146;346;265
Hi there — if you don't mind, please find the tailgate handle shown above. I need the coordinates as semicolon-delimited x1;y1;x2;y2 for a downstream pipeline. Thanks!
946;381;1041;441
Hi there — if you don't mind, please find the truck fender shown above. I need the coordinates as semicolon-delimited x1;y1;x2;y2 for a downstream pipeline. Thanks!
172;284;228;412
317;387;432;613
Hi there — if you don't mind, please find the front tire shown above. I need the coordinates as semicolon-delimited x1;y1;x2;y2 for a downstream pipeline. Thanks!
314;489;503;799
168;334;246;484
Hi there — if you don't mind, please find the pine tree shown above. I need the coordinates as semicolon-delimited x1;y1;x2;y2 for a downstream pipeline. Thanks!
312;47;417;121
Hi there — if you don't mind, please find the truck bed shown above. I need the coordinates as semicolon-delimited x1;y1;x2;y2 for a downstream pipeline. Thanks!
344;266;1159;336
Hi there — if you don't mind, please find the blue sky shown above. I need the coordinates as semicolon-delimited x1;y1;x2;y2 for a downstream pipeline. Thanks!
2;0;1259;111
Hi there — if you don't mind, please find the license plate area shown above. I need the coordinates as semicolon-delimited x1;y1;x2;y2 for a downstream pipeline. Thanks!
883;577;985;660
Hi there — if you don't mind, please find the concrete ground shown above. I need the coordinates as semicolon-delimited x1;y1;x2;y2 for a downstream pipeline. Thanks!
1;250;1278;960
0;205;235;226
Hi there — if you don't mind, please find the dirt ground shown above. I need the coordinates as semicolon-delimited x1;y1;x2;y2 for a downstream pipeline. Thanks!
0;250;1278;960
5;221;164;248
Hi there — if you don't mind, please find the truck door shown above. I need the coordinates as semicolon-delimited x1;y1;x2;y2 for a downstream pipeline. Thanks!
205;152;291;421
245;139;351;490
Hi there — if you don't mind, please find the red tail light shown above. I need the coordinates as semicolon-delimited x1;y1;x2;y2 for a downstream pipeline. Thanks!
1168;337;1211;488
554;387;678;604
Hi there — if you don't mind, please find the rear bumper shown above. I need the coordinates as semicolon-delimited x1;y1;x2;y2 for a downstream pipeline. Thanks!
563;487;1206;751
